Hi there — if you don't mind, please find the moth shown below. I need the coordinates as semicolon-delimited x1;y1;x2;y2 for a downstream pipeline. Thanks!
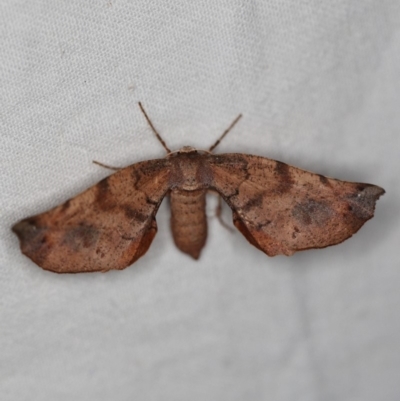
13;103;385;273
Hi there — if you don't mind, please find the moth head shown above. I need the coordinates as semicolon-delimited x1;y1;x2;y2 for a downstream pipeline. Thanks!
167;146;200;157
178;146;197;153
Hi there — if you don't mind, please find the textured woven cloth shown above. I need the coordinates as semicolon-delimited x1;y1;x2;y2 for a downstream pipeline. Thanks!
1;1;399;400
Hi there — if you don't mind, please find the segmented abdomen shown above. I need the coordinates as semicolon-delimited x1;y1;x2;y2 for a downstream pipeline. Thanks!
170;189;207;259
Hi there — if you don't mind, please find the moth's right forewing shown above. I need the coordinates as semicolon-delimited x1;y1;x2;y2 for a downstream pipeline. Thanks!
209;154;384;256
13;159;172;273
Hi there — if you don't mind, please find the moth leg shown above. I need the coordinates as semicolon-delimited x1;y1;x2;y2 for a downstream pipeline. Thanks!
215;195;235;232
92;160;122;171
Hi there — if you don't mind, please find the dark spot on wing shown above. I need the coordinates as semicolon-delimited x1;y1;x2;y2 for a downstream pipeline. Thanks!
356;184;367;191
292;199;334;226
346;184;385;220
131;168;141;188
96;177;116;211
256;220;271;230
12;219;51;264
13;219;42;244
318;175;329;185
61;199;71;212
275;161;289;175
242;192;264;212
96;248;106;258
63;224;99;251
274;161;294;193
123;205;148;223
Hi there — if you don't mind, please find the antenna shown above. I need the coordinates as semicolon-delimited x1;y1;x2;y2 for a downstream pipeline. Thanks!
209;114;242;152
138;102;171;153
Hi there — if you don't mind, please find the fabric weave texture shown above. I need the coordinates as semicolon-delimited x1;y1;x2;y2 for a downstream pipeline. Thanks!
1;1;399;400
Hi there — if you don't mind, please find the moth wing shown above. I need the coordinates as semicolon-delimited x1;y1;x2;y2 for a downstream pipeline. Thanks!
209;154;384;256
13;159;171;273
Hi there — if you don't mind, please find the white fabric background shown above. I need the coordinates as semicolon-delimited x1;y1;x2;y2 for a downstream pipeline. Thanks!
1;1;399;400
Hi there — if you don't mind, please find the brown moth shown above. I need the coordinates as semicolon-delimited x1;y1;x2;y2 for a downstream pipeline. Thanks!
13;103;385;273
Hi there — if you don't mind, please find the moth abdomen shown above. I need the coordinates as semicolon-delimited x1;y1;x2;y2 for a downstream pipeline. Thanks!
170;189;207;260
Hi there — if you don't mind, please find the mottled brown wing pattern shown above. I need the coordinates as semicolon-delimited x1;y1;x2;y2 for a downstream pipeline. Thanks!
13;159;171;273
209;154;385;256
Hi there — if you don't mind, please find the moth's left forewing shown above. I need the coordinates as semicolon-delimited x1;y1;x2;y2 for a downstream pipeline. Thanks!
209;154;384;256
13;159;172;273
